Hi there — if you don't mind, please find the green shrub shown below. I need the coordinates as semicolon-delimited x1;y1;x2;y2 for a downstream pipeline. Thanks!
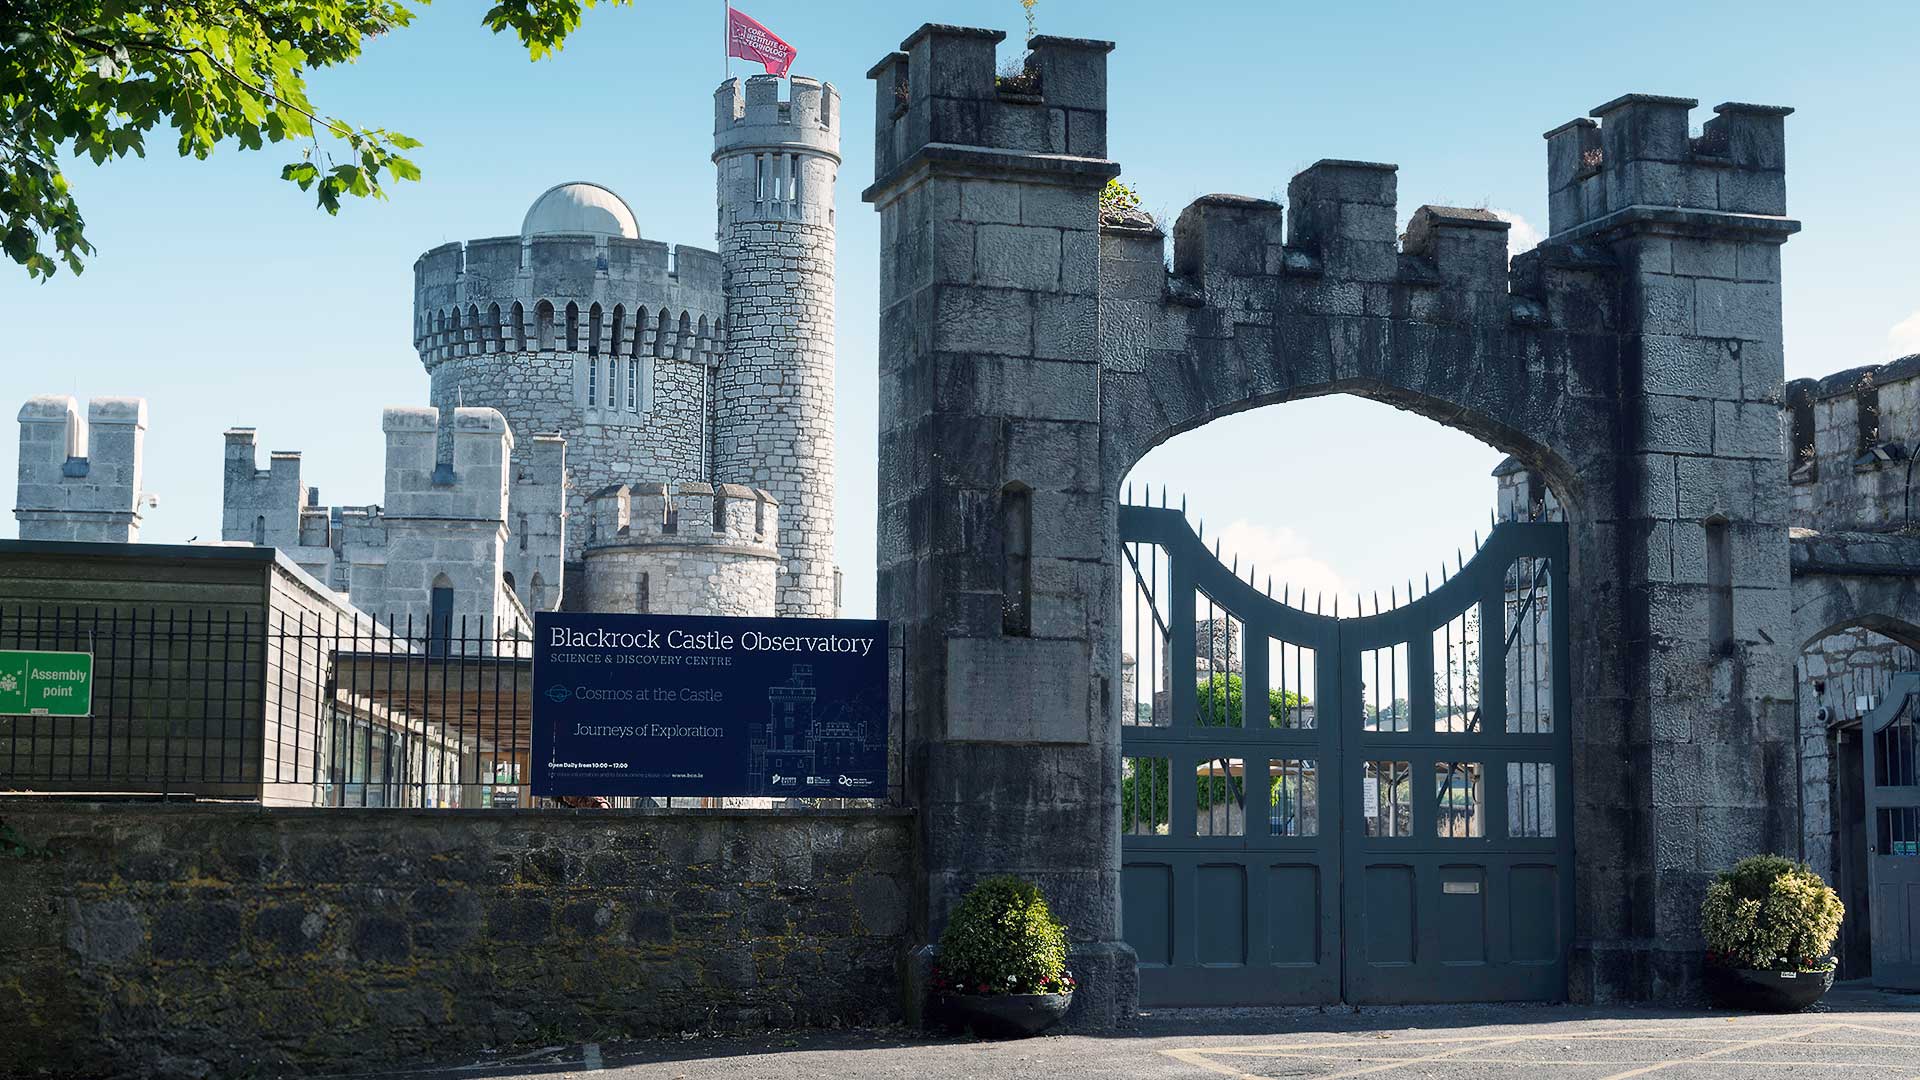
1700;854;1844;971
933;876;1073;995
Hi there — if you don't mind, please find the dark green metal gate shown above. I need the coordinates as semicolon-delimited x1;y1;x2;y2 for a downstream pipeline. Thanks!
1863;673;1920;990
1119;499;1573;1005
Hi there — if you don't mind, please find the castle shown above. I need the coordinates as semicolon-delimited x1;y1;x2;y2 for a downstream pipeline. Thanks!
14;74;842;633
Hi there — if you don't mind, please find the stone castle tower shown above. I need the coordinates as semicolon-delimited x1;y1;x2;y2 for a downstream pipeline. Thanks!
185;73;842;632
377;72;840;623
714;75;841;617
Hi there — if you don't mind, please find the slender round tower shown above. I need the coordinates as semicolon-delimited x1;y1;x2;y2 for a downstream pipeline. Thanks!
712;74;841;617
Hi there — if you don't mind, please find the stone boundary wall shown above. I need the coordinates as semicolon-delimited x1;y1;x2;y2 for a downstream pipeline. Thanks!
0;802;911;1078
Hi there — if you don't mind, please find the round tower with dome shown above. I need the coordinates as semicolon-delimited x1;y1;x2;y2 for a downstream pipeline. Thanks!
411;83;842;621
413;179;734;613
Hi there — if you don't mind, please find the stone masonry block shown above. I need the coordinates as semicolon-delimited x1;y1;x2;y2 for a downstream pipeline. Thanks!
1712;400;1785;460
960;180;1022;225
1694;280;1781;342
1634;275;1695;336
974;224;1061;291
934;287;1033;355
1639;335;1740;399
1637;395;1713;455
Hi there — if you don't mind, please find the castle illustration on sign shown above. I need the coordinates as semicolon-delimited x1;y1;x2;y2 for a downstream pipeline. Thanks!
750;663;886;795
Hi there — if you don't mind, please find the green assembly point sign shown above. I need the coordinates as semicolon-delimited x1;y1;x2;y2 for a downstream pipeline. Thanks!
0;650;93;717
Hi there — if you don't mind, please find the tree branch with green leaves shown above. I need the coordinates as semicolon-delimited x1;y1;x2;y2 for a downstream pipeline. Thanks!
1;0;630;279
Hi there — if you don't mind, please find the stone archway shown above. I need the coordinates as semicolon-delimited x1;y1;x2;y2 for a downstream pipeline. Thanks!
866;21;1802;1022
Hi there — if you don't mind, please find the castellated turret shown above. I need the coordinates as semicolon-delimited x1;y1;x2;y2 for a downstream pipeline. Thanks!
15;395;149;543
713;74;842;617
581;481;780;616
412;182;727;610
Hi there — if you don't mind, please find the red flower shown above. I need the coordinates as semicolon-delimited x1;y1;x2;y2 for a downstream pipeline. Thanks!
977;984;990;993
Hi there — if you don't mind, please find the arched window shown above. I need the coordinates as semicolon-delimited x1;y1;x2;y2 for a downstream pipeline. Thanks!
677;310;692;357
429;574;455;658
626;358;638;411
466;304;480;352
534;300;555;352
631;306;648;357
587;303;603;358
502;570;516;593
488;303;503;353
611;305;626;359
530;572;547;612
565;301;580;353
654;308;672;358
607;358;618;408
511;301;527;352
1001;482;1033;637
586;353;598;406
253;515;266;546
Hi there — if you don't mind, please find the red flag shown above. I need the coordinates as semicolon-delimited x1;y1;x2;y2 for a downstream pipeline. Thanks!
727;7;797;78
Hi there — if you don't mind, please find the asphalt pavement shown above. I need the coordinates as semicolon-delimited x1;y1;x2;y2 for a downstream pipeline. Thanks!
347;983;1920;1080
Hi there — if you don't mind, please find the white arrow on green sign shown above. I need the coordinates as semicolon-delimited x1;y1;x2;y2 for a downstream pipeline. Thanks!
0;650;94;717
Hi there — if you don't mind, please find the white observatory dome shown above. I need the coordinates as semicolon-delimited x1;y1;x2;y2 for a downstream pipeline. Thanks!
520;181;641;240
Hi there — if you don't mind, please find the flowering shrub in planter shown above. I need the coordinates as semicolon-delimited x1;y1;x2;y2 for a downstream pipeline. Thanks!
1700;854;1844;1012
929;876;1075;1037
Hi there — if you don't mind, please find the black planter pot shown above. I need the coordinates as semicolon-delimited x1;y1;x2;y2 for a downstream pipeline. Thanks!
1704;959;1835;1012
935;991;1073;1038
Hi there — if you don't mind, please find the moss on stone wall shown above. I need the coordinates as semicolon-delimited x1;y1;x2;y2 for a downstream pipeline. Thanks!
0;803;911;1078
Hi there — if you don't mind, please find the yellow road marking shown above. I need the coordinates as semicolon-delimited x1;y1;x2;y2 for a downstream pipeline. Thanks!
1592;1023;1833;1080
1158;1019;1920;1078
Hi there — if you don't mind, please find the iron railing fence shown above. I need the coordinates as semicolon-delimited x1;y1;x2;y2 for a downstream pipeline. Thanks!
0;605;897;808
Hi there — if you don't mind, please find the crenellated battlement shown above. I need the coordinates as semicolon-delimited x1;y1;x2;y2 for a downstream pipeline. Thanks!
867;25;1115;189
714;75;841;160
1788;353;1920;534
412;234;725;369
584;480;778;553
15;395;150;543
380;406;511;523
1544;96;1792;238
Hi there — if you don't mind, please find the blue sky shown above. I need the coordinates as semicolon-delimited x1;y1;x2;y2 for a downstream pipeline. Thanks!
4;0;1917;617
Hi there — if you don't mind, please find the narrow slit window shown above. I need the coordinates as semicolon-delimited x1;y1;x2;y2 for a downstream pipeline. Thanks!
1001;482;1032;637
586;356;597;406
1706;517;1732;657
627;359;638;411
607;359;618;408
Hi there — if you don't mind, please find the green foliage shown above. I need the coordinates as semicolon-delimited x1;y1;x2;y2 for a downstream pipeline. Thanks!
2;0;630;279
1019;0;1039;43
1700;854;1844;971
1196;673;1308;728
1099;178;1142;224
934;876;1073;995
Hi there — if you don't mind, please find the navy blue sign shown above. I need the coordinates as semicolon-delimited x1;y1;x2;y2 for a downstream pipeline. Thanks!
531;611;889;798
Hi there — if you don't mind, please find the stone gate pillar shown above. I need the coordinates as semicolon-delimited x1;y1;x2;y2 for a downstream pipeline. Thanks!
864;25;1134;1026
1545;96;1801;997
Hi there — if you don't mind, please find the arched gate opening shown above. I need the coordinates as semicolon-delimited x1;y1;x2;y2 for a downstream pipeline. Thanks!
1113;405;1574;1005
